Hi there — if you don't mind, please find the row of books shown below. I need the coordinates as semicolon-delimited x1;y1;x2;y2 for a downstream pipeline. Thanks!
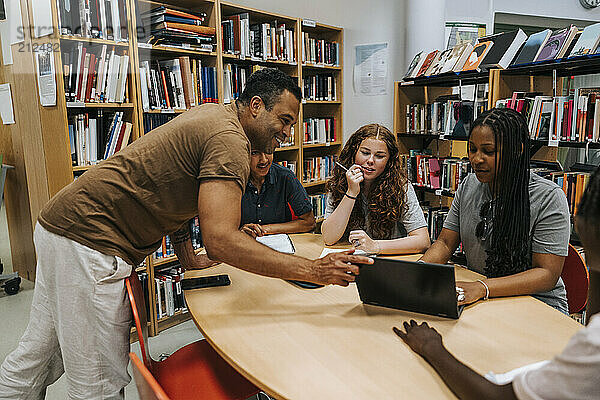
496;89;600;143
302;74;337;101
302;34;339;66
405;98;483;138
302;155;336;183
153;217;203;261
155;266;187;319
536;170;592;215
57;0;129;41
223;63;249;103
62;44;129;104
303;117;337;144
139;58;218;111
276;161;297;174
68;111;131;166
144;7;215;52
309;193;328;220
221;15;296;63
420;206;449;243
404;154;471;192
143;114;177;134
405;22;600;80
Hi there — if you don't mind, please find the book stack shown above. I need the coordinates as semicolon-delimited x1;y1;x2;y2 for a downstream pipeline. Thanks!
139;58;218;111
143;6;215;52
143;114;177;134
222;15;296;63
62;44;129;104
302;34;339;66
303;74;336;101
68;110;131;166
57;0;129;41
309;193;328;220
303;117;337;144
303;155;336;183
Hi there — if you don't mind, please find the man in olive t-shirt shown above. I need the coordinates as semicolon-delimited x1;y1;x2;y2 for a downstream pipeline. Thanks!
0;69;372;399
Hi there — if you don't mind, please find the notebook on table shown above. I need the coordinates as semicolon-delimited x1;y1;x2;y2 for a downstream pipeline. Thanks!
355;257;465;319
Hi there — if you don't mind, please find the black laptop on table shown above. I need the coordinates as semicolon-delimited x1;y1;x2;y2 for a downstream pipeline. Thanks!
355;257;465;319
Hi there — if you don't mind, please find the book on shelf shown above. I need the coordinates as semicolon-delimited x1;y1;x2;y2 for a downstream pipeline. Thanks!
277;160;297;173
223;64;250;104
303;74;336;101
462;41;493;71
478;29;527;70
57;0;128;41
511;29;552;66
62;43;129;103
302;33;339;66
415;50;439;78
303;118;337;144
303;155;336;183
441;42;473;74
535;25;579;62
404;51;424;79
568;22;600;57
309;193;327;220
425;48;453;76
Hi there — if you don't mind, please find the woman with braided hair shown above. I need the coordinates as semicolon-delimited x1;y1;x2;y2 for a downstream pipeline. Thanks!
321;123;430;254
420;107;570;313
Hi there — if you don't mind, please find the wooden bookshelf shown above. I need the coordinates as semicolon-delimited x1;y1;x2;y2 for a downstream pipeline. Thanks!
2;0;343;337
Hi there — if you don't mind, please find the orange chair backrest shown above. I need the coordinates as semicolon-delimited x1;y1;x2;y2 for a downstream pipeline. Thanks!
130;352;171;400
126;271;153;370
561;244;590;314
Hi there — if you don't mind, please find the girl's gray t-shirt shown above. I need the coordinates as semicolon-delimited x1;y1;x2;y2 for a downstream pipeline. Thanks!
443;172;570;313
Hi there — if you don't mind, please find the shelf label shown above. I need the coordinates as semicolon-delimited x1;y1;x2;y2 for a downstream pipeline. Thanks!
548;138;559;147
163;109;175;114
302;99;307;104
302;19;316;27
435;189;443;196
66;101;85;108
326;142;330;146
138;43;152;49
182;43;191;49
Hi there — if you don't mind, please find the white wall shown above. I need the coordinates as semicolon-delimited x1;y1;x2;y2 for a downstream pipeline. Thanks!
231;0;406;140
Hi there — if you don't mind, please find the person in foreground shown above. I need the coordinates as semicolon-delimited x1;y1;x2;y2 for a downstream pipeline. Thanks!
394;165;600;400
238;149;315;238
321;123;430;254
420;108;570;313
0;68;372;399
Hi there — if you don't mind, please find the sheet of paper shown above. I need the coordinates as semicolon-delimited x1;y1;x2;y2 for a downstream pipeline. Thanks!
353;43;388;96
319;247;367;258
484;360;549;385
0;0;23;65
31;0;54;38
0;83;15;124
35;47;57;106
256;234;295;254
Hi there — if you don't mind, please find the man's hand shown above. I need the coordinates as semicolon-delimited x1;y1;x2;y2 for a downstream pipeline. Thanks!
184;253;220;270
308;249;373;286
393;320;444;361
240;223;267;238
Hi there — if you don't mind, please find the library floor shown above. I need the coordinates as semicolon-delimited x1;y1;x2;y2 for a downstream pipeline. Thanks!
0;280;267;399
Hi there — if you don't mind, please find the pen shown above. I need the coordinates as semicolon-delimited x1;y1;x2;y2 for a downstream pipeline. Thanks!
335;161;349;172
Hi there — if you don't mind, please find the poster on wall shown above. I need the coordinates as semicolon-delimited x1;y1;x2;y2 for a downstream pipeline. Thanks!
445;22;486;49
353;43;388;96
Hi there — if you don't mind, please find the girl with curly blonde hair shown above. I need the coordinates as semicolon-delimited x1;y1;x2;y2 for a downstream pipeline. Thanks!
321;123;430;254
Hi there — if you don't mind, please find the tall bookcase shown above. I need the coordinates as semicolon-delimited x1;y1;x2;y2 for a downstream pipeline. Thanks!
1;0;343;337
394;57;600;244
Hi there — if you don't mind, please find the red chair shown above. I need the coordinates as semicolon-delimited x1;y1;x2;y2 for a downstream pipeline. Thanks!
126;271;260;400
130;352;170;400
561;244;589;317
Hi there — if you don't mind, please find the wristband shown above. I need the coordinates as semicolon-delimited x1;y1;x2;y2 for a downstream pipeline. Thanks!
476;279;489;300
345;193;357;200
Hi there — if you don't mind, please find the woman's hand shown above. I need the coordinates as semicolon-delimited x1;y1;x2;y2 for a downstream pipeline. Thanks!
345;164;364;197
348;230;380;254
455;280;487;305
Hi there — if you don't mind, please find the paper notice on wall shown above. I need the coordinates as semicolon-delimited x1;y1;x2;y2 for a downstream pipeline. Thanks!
0;83;15;124
353;43;388;96
31;0;54;38
0;0;23;65
35;48;57;106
